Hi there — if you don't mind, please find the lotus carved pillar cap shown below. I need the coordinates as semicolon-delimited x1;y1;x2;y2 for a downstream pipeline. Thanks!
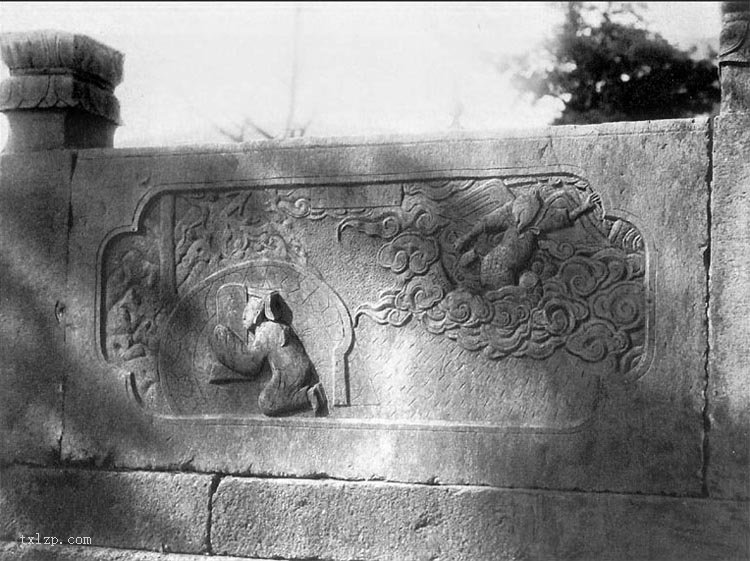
0;30;124;152
719;1;750;112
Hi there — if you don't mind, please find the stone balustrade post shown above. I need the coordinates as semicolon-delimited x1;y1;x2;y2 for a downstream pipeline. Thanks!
0;30;123;152
719;1;750;113
0;31;123;463
708;0;750;499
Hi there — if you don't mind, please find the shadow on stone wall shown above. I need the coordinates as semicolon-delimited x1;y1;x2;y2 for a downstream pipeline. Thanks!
0;132;747;560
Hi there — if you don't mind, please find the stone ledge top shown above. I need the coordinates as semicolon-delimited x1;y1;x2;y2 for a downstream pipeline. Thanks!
0;30;123;90
723;1;750;16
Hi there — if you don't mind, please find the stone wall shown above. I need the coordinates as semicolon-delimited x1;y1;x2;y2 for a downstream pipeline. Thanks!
0;11;748;561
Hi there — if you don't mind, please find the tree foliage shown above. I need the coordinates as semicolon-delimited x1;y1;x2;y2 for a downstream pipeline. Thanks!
512;2;720;125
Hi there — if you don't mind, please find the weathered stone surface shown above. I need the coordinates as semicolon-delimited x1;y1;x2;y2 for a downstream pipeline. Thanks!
0;30;122;120
0;542;261;561
709;112;750;500
0;31;122;151
719;2;750;113
0;467;211;554
0;152;71;465
3;110;120;153
63;119;708;495
212;477;749;561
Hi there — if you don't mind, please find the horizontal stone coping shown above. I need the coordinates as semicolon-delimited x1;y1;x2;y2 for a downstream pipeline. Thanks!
65;116;709;157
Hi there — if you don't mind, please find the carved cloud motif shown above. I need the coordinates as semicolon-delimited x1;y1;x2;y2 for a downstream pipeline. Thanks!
376;233;440;278
341;176;650;381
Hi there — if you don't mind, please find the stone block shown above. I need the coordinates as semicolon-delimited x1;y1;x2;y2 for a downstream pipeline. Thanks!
0;541;261;561
0;152;72;465
212;477;750;561
0;467;211;554
709;112;750;499
62;119;709;495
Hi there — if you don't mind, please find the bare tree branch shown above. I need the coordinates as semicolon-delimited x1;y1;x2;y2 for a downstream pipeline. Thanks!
285;5;302;138
215;5;309;143
242;118;274;140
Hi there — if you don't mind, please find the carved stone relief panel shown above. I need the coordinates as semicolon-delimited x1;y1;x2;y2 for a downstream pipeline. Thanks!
99;171;652;429
101;190;351;417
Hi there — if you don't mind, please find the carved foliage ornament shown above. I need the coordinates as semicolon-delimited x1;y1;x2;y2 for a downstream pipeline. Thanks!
0;30;123;123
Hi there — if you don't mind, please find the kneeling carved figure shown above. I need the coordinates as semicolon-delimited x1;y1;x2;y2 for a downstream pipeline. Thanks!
209;290;327;417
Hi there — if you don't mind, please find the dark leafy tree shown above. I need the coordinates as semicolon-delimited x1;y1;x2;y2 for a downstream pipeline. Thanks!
510;2;720;125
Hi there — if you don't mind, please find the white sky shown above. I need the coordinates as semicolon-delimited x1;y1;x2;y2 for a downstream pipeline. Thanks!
0;2;721;150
